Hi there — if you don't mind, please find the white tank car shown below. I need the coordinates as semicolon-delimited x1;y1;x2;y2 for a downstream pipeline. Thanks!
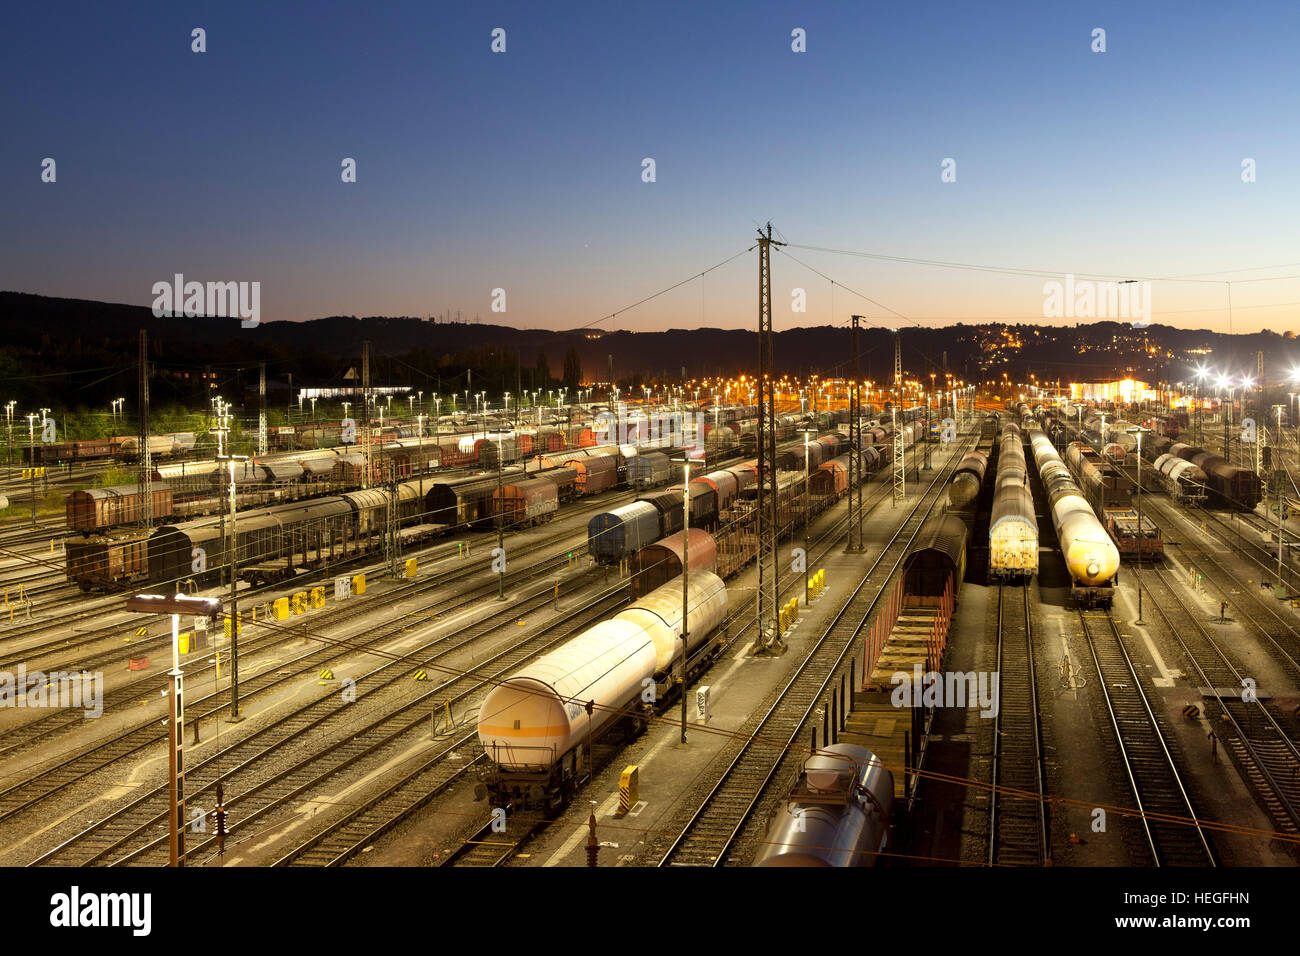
753;744;894;867
1029;429;1119;591
615;571;728;674
989;424;1038;577
477;572;728;775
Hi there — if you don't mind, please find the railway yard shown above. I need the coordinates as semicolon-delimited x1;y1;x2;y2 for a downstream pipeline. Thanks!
0;395;1296;870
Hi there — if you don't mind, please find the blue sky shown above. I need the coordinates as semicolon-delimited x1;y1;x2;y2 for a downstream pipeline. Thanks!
4;1;1300;332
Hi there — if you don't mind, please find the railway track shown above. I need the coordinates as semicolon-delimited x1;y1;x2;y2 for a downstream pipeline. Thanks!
0;486;658;760
1077;611;1216;866
28;580;629;866
440;436;965;865
988;582;1049;866
654;442;969;867
1137;565;1300;839
0;531;602;823
1145;497;1300;675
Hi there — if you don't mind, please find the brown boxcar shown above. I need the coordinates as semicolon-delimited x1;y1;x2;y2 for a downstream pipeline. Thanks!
629;529;717;598
810;460;848;499
566;454;617;496
691;470;739;512
66;484;173;533
66;534;150;590
493;477;559;527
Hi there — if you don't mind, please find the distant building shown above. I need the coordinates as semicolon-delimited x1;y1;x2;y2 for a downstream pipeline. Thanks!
1069;379;1152;404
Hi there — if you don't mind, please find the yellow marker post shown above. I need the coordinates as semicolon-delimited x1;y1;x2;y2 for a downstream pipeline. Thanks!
272;597;290;620
310;586;326;609
352;573;366;596
404;557;417;578
618;765;639;815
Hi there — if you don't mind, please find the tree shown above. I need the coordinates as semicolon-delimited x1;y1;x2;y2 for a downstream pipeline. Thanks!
535;351;550;387
563;348;581;389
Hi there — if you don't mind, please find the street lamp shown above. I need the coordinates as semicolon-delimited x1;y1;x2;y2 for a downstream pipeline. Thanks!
799;428;817;605
491;428;510;600
670;453;705;743
1274;404;1285;593
125;592;223;866
216;454;249;720
1126;425;1151;626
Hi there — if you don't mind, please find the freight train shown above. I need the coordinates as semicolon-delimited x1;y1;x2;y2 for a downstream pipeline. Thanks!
65;439;443;535
1063;441;1163;561
755;447;981;868
1139;435;1262;510
21;432;199;466
477;571;730;812
1028;425;1120;606
585;434;856;567
989;422;1038;579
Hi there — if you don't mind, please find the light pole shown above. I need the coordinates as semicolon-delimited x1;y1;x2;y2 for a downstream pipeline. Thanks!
799;428;817;605
4;400;14;472
1127;425;1150;626
417;413;426;500
670;454;704;743
1275;404;1285;593
26;412;37;526
491;428;509;600
125;593;223;866
217;453;249;719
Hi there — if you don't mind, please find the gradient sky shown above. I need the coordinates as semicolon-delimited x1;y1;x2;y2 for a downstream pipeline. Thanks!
4;1;1300;334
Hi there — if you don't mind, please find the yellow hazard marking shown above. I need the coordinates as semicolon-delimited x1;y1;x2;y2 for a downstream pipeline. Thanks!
413;669;427;681
320;669;334;680
618;765;639;815
136;626;148;636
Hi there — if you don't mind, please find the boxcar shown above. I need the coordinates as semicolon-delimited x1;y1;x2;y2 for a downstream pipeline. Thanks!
567;454;618;496
493;477;560;527
66;534;150;591
66;484;173;533
640;489;685;537
588;502;662;565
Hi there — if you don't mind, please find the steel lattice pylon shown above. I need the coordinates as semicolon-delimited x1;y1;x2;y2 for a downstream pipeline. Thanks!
362;340;372;490
892;405;905;503
847;315;864;551
139;330;153;526
755;224;785;653
892;331;905;503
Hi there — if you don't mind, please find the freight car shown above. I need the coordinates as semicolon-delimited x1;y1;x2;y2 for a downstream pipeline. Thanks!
1104;507;1164;561
145;480;431;588
493;477;560;528
629;528;717;598
627;451;672;489
989;423;1037;580
66;484;174;534
65;533;150;591
477;571;729;811
947;450;988;513
587;501;663;566
1168;445;1262;510
1064;440;1162;560
1029;426;1119;606
753;743;894;867
1151;453;1208;504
